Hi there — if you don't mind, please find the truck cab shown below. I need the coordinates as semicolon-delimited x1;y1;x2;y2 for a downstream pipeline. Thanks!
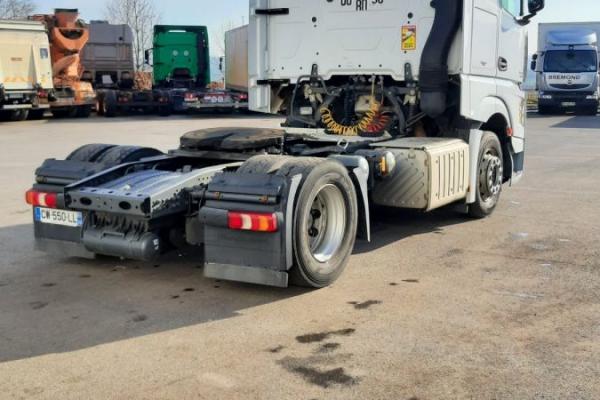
534;24;600;115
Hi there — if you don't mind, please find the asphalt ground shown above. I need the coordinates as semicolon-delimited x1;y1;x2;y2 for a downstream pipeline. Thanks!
0;113;598;399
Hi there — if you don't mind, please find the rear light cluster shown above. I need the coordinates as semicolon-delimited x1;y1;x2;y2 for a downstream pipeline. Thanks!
228;212;278;233
25;190;57;208
238;93;248;101
37;90;48;99
184;92;198;102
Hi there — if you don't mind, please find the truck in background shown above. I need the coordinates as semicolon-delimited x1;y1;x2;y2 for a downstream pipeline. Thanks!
533;22;600;115
82;21;171;117
147;25;247;114
0;19;53;121
223;25;249;110
31;9;96;118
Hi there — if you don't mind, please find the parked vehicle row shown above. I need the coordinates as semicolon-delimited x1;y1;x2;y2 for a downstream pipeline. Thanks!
1;9;248;122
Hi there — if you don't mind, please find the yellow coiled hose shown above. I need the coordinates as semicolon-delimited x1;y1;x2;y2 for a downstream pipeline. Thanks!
320;97;382;136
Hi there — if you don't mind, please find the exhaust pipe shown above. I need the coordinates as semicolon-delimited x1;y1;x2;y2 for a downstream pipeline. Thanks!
419;0;463;118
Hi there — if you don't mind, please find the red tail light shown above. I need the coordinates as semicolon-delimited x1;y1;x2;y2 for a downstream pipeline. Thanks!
184;92;198;101
228;212;278;233
25;190;58;208
37;90;48;99
238;93;248;100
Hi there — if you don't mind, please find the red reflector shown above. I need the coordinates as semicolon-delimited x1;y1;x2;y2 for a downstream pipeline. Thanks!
25;190;58;208
228;212;278;232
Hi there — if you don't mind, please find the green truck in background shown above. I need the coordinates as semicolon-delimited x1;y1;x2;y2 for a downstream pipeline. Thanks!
151;25;211;89
148;25;247;113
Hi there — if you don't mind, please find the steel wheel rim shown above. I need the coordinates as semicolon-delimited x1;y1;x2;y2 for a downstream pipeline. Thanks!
305;184;346;265
479;150;503;203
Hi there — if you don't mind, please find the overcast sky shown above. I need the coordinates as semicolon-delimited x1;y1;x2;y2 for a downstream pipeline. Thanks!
33;0;600;54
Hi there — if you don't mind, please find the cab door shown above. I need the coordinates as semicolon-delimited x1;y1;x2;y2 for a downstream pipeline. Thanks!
497;0;527;84
496;0;528;150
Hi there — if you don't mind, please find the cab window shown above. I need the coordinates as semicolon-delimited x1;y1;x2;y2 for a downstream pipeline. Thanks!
501;0;522;16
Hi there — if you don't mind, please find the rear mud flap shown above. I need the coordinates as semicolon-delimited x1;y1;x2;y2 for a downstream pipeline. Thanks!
200;172;302;287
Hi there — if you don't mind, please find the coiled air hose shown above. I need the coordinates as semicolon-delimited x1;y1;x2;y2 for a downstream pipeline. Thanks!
319;79;391;136
320;98;383;136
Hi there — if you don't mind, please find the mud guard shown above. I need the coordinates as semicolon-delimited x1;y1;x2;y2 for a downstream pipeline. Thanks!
200;172;302;287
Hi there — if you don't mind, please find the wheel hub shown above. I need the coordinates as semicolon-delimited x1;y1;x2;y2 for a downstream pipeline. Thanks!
479;153;503;200
305;184;346;264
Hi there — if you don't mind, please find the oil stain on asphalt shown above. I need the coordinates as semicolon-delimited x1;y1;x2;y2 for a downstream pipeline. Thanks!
30;301;48;310
347;300;382;310
296;328;356;344
277;355;358;389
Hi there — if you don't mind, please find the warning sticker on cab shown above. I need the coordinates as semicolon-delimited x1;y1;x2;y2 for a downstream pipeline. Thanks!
402;25;417;50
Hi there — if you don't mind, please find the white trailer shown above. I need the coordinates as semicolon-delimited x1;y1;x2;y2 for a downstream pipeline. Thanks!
224;25;249;94
26;0;544;288
0;19;53;121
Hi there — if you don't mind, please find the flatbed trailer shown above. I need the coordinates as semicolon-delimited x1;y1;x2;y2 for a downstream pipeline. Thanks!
25;0;544;288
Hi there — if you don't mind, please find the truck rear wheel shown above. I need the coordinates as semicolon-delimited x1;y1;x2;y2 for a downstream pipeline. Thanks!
469;132;504;219
28;109;46;120
291;163;358;288
94;145;164;166
102;90;118;117
76;105;92;118
238;156;359;288
66;144;117;162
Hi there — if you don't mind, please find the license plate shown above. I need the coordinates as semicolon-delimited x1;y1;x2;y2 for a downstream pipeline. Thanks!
34;207;83;227
561;102;576;107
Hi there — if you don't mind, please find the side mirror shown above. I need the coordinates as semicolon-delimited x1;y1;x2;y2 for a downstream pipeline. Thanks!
530;60;537;71
519;0;544;25
144;49;152;65
219;56;224;72
528;0;545;14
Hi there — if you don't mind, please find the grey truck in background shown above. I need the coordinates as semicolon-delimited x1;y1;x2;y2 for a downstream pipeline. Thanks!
533;22;600;115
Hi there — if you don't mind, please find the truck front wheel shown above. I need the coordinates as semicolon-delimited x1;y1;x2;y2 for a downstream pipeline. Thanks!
469;132;504;219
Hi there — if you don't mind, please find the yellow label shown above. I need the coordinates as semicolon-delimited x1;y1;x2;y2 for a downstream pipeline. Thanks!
402;25;417;51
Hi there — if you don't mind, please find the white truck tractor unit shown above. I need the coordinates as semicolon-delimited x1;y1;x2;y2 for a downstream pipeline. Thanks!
25;0;543;288
533;22;600;115
0;19;53;121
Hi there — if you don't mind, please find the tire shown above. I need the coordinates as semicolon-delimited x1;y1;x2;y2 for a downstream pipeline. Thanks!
28;109;46;120
158;104;172;117
469;131;504;219
52;108;78;118
239;156;358;288
66;144;117;162
10;109;29;121
103;90;118;118
581;106;598;116
537;105;553;115
94;145;164;167
157;91;172;117
76;105;92;118
96;96;105;116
